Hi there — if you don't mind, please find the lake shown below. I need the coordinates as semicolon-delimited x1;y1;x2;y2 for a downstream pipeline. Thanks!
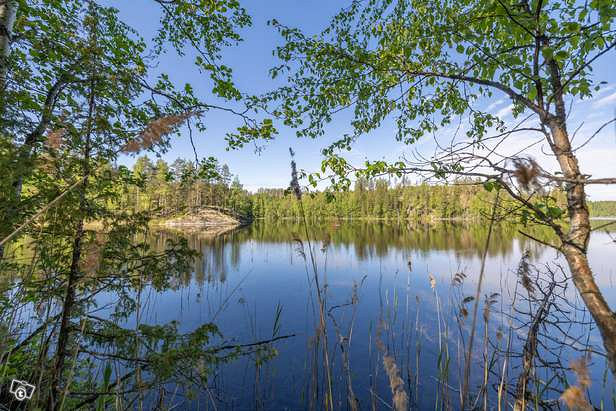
108;221;616;410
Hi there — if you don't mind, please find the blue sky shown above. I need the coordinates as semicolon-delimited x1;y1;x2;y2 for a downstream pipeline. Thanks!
112;1;616;200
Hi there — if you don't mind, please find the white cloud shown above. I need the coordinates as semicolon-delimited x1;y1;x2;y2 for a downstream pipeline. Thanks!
592;91;616;108
485;99;506;112
596;83;616;95
495;104;514;119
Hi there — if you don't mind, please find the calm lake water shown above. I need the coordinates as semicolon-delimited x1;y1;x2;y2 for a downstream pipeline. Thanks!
118;221;616;410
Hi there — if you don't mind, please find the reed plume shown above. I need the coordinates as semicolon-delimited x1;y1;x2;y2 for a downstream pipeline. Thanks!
383;353;409;411
516;250;534;294
428;273;436;290
560;356;592;411
123;111;195;153
560;387;591;411
483;293;499;322
570;357;591;389
512;158;540;191
376;320;409;411
46;128;66;149
293;237;306;260
452;271;466;286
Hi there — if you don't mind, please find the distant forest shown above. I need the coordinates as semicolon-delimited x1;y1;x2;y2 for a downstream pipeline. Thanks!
588;201;616;217
116;156;616;220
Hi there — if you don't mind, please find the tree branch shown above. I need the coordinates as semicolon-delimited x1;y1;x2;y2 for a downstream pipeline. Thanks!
402;69;547;117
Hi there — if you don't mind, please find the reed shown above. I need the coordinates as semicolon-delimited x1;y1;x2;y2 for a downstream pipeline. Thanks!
289;148;334;410
461;192;500;409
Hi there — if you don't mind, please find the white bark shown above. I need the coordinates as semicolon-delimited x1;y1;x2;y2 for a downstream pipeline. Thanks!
0;0;17;91
0;0;16;259
0;0;17;58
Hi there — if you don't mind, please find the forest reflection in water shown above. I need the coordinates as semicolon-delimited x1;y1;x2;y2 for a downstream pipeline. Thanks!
135;220;615;410
151;221;551;286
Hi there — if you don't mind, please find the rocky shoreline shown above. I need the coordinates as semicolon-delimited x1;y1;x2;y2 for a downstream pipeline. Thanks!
157;208;243;229
85;208;250;234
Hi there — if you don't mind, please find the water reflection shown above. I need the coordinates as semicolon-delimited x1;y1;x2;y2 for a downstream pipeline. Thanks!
133;221;615;409
151;221;555;285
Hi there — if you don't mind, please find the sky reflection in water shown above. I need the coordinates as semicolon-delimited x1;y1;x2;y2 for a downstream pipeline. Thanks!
127;221;615;409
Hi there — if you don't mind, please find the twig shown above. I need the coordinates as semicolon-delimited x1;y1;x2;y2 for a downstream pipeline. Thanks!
0;178;85;248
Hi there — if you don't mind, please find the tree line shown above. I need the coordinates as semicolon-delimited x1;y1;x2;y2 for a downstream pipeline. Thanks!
588;201;616;217
252;179;498;220
117;156;614;221
114;156;254;218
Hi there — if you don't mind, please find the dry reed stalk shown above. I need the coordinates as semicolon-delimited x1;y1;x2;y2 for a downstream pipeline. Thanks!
308;335;319;411
480;293;498;411
328;280;361;411
368;324;377;411
497;280;519;411
414;295;421;407
430;272;452;409
451;270;467;407
288;148;333;410
403;262;412;404
461;192;500;409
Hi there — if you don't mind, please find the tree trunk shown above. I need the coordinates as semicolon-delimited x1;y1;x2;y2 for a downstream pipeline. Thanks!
50;7;97;401
562;244;616;374
49;107;92;410
0;0;17;259
49;221;84;410
549;120;616;375
0;0;17;88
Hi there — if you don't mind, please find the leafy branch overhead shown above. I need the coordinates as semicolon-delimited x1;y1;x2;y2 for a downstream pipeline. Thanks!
267;0;615;155
2;0;275;166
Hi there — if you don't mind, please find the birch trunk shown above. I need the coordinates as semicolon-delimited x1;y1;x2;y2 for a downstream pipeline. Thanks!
0;0;16;259
549;120;616;375
0;0;17;92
